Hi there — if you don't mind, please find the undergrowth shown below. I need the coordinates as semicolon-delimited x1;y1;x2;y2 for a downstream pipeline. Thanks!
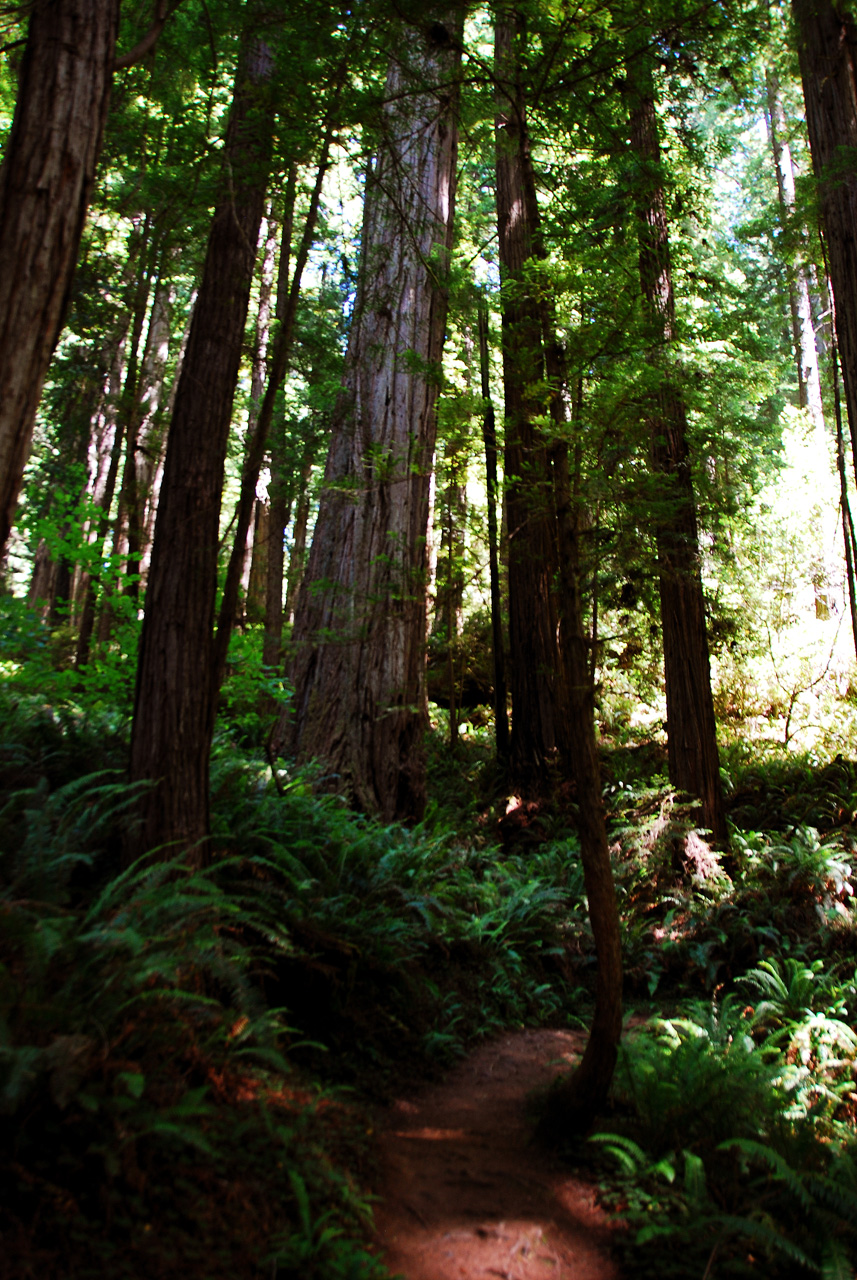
3;603;857;1278
0;680;588;1278
583;743;857;1278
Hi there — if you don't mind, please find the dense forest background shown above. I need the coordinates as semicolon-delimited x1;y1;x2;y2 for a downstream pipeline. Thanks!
2;0;857;1276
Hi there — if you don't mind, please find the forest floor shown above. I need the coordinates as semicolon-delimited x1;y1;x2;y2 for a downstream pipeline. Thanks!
373;1028;621;1280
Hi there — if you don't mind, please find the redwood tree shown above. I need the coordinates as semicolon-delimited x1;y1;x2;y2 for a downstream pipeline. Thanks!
127;32;275;862
494;5;623;1129
0;0;120;556
626;55;728;846
494;11;568;791
271;10;464;821
792;0;857;465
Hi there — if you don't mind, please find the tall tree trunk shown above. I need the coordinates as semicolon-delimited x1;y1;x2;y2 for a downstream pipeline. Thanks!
118;224;157;603
627;62;728;847
260;174;298;671
766;70;827;432
212;135;333;700
494;12;567;793
283;452;313;627
127;33;275;864
239;208;280;618
493;11;622;1121
0;0;119;556
794;0;857;462
270;11;463;822
834;335;857;657
140;285;194;591
547;435;623;1130
134;272;177;571
478;293;510;760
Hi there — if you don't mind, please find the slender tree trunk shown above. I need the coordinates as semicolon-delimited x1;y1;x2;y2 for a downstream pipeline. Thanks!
92;237;156;643
246;499;270;623
140;286;193;590
76;413;127;665
270;12;463;821
261;173;298;671
833;332;857;656
0;0;119;556
283;453;313;627
547;438;623;1130
134;273;176;570
239;208;280;617
478;294;510;760
627;63;728;847
118;225;157;602
212;134;333;701
794;0;857;458
499;16;622;1115
262;468;291;667
128;33;275;864
494;12;567;793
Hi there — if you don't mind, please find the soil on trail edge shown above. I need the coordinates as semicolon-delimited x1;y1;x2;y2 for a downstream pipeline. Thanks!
374;1028;622;1280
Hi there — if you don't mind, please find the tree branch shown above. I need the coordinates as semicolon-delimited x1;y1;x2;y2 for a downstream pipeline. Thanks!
113;0;182;72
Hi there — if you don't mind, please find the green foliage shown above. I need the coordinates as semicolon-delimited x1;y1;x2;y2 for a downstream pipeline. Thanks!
590;998;857;1277
0;595;140;727
0;741;388;1278
209;744;586;1074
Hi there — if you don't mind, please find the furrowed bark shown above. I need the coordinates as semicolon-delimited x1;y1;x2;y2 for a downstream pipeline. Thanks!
793;0;857;453
128;33;275;864
271;11;463;822
627;62;728;848
494;11;567;793
0;0;119;555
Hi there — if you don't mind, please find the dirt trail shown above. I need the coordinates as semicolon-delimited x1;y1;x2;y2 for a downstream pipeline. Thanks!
374;1028;621;1280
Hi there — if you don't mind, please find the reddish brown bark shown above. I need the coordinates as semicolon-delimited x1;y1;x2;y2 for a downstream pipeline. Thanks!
128;34;275;863
494;13;568;793
270;11;463;821
478;295;510;760
0;0;119;556
793;0;857;464
493;10;622;1126
627;68;728;847
548;444;624;1129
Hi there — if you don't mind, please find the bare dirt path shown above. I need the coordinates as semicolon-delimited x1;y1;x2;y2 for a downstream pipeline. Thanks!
373;1028;622;1280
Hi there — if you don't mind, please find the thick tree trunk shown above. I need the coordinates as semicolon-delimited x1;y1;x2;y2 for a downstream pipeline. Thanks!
627;68;728;848
0;0;119;556
270;12;463;822
128;34;275;863
793;0;857;449
494;13;567;793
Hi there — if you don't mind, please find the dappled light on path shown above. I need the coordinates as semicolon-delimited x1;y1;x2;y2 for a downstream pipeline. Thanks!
375;1029;620;1280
